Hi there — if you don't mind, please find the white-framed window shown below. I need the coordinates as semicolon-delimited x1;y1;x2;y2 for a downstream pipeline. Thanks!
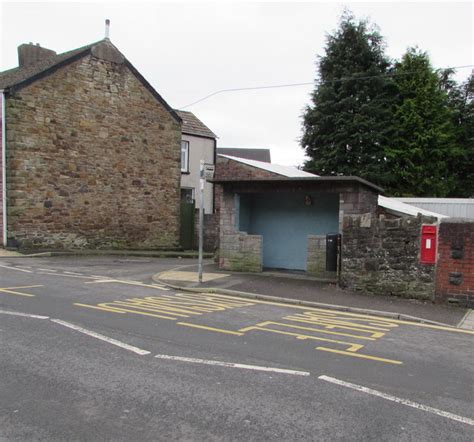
181;187;195;204
181;140;189;173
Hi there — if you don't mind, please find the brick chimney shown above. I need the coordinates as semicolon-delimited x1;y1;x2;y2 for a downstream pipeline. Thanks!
18;43;56;67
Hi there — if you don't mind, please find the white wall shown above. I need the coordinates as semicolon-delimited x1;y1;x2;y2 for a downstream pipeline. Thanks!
180;134;215;214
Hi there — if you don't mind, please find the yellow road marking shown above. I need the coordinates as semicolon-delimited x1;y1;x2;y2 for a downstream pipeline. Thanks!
74;293;255;322
285;312;397;331
110;300;195;317
0;285;43;297
240;321;378;341
196;292;474;334
160;271;230;283
178;322;244;336
282;317;388;338
84;279;169;290
74;302;177;320
316;347;403;365
239;323;364;352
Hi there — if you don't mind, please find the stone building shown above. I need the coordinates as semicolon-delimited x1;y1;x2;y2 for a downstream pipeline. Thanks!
0;39;182;250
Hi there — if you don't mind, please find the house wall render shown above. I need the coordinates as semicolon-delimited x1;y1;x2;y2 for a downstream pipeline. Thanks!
5;53;181;250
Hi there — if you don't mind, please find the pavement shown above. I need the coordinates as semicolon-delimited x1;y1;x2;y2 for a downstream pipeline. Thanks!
156;261;470;328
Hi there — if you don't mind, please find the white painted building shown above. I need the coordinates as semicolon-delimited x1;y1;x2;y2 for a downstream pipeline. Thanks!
175;110;216;214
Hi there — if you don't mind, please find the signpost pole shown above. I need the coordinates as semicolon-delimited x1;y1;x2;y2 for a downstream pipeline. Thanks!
198;160;204;284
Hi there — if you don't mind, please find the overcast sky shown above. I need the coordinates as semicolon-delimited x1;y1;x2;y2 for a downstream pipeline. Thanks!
1;1;472;167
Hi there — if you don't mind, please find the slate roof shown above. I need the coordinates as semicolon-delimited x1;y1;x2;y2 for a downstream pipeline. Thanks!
218;154;317;178
217;147;271;163
0;39;180;122
0;41;99;90
174;110;217;139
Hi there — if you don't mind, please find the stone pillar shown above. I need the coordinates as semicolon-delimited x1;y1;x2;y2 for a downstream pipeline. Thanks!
218;188;262;272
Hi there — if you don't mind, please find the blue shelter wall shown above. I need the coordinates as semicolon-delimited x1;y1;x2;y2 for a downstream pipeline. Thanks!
238;192;339;270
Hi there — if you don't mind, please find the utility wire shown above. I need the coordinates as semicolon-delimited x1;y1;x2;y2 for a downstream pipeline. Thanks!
178;64;474;109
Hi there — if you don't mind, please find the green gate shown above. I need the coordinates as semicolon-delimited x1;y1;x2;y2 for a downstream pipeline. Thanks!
180;200;195;250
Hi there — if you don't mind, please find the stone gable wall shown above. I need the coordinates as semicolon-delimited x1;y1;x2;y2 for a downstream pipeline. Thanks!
0;94;3;246
341;213;437;300
214;157;281;213
5;53;181;250
215;157;281;180
435;219;474;307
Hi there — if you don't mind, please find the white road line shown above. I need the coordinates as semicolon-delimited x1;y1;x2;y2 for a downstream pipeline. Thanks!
0;309;49;319
38;268;58;272
154;354;310;376
0;264;33;273
50;319;151;356
63;271;84;275
318;375;474;427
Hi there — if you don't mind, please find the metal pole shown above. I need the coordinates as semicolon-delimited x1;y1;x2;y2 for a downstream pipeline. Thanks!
198;159;204;283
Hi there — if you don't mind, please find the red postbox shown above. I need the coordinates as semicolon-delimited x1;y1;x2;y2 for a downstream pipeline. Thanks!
420;225;437;264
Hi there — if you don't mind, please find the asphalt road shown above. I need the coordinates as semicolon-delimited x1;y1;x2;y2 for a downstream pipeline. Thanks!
1;256;473;441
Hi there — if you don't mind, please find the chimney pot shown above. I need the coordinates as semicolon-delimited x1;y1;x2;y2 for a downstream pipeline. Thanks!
105;19;110;39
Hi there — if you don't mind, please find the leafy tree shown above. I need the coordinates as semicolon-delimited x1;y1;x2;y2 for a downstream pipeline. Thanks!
301;12;397;188
390;49;461;196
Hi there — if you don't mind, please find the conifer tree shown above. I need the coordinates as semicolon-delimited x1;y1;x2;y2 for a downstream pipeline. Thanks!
390;49;461;196
442;72;474;197
301;12;397;188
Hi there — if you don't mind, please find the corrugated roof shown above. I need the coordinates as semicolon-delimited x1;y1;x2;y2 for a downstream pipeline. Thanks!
218;154;317;178
378;196;447;219
217;148;271;163
175;110;217;139
394;198;474;219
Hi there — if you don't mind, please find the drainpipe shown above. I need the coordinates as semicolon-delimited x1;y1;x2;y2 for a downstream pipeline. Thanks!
1;90;6;247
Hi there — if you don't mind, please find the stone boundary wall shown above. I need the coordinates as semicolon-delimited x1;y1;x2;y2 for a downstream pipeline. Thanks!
218;188;262;272
341;213;437;300
435;219;474;307
193;211;218;253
